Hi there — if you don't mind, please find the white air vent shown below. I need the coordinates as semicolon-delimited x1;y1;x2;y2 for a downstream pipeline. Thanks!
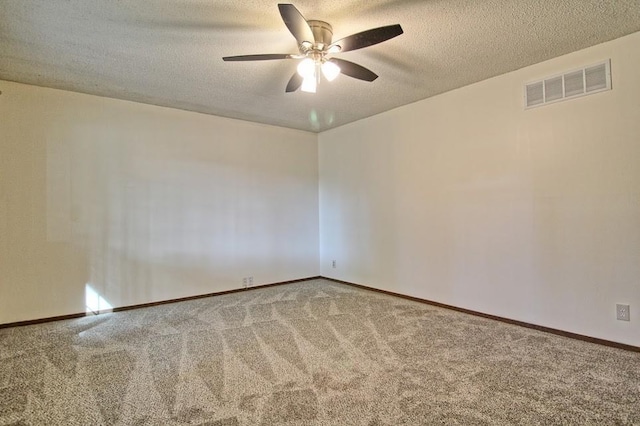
525;60;611;109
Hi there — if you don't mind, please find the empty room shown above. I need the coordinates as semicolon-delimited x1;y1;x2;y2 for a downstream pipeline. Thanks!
1;1;639;424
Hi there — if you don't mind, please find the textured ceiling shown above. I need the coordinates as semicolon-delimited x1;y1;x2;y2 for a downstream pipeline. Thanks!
1;1;640;132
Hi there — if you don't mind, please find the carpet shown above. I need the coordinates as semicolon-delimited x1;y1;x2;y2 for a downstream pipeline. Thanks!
1;278;639;425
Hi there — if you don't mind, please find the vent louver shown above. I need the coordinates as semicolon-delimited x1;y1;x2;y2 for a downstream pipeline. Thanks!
525;60;611;109
526;82;544;107
544;76;563;102
564;70;585;97
585;63;608;92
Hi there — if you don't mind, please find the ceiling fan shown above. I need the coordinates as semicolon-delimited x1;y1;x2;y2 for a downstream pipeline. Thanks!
222;3;403;93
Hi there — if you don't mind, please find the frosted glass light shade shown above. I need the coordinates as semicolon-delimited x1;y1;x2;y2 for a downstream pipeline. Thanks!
301;76;317;93
321;61;341;81
297;58;315;79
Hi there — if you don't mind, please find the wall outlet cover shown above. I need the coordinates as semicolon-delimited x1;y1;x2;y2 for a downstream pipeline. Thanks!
616;304;630;321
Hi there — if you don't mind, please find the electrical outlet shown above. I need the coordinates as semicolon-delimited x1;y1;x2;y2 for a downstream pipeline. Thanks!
242;277;248;288
332;260;336;268
616;304;630;321
248;276;254;286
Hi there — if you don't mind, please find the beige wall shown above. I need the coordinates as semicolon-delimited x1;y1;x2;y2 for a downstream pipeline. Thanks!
0;81;319;324
319;32;640;346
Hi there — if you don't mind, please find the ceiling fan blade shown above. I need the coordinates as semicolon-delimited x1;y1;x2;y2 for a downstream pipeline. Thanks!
286;73;303;92
329;24;403;53
278;4;315;45
328;58;378;82
222;54;294;61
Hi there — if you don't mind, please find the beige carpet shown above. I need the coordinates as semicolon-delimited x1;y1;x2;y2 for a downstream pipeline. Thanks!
1;278;639;425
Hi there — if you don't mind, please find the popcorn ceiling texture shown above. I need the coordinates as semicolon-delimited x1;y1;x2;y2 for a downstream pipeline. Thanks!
1;0;639;132
1;279;639;425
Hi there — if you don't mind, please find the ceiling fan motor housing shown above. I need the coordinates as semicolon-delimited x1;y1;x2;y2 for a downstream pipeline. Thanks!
307;20;333;49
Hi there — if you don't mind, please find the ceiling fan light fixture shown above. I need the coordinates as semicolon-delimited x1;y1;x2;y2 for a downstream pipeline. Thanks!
301;76;317;93
321;61;341;81
222;4;403;93
297;58;315;79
